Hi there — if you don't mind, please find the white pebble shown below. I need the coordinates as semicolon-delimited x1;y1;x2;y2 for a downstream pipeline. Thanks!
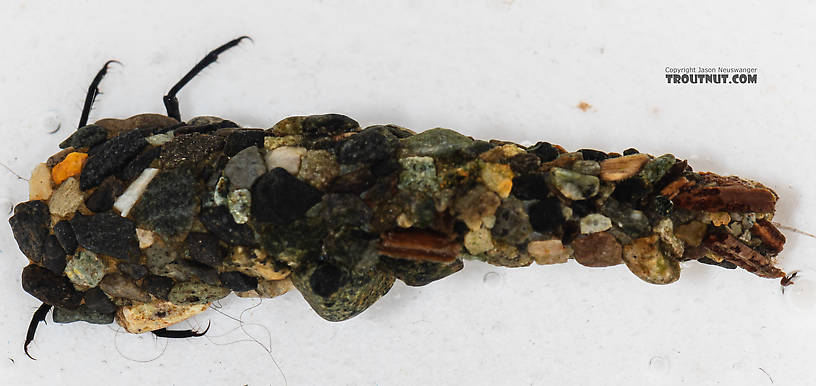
114;168;159;217
264;146;306;175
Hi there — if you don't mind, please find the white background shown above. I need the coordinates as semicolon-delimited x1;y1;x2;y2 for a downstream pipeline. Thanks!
1;1;815;385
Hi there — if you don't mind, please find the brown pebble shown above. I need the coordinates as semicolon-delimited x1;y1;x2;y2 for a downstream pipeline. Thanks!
599;153;650;181
570;232;623;267
750;219;786;254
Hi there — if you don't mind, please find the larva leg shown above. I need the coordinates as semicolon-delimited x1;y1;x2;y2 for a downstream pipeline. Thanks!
24;303;52;360
78;60;120;128
162;36;251;121
151;321;210;339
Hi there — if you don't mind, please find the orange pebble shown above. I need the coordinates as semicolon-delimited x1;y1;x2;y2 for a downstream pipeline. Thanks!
51;152;88;185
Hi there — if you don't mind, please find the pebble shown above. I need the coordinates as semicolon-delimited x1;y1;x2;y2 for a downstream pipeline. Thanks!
95;114;178;136
599;153;650;181
116;300;210;334
478;144;526;163
398;128;473;159
144;241;177;273
83;287;116;314
252;167;323;225
571;160;601;176
578;149;608;162
118;146;161;182
485;241;533;267
80;130;147;190
622;235;681;284
454;185;501;230
130;167;197;238
251;278;294;298
508;153;541;174
580;213;612;234
297;150;340;190
378;257;464;287
639;154;676;185
84;176;124;212
71;212;140;261
510;173;550;200
52;221;78;257
528;239;570;265
29;163;52;200
198;206;258;246
168;281;231;305
53;305;114;325
159;133;224;168
481;163;514;199
225;146;267;188
464;226;494;255
184;232;225;267
52;152;88;186
527;141;559;162
654;218;685;258
22;264;83;308
113;168;159;217
301;114;359;137
292;261;395;321
570;232;623;267
224;129;265;157
398;156;439;192
264;135;302;151
263;146;305;176
64;250;106;288
223;246;291;281
601;199;651;238
219;271;258;292
99;273;151;302
213;176;229;206
674;221;707;247
491;197;533;244
145;133;173;146
528;197;565;234
227;188;252;224
549;167;600;200
9;200;51;263
48;177;83;217
42;235;67;274
135;228;155;249
118;262;148;280
59;124;108;149
142;274;175;299
336;125;399;164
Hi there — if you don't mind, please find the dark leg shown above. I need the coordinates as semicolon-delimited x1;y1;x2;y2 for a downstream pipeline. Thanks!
152;321;210;338
78;60;121;128
24;303;52;360
163;36;252;121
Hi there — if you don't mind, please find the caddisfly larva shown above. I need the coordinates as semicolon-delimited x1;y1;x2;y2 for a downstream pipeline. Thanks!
9;37;789;359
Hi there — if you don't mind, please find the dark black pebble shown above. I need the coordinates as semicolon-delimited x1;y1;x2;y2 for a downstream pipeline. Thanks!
336;125;398;164
118;146;161;181
118;262;148;280
8;200;50;263
80;130;147;190
527;142;559;162
251;168;323;225
224;130;265;157
218;271;258;292
42;235;67;274
528;197;565;233
53;220;78;255
309;263;346;297
463;140;495;158
612;178;649;204
142;275;174;299
184;232;225;267
159;133;224;168
571;200;596;218
199;206;259;247
22;264;82;309
84;177;124;213
511;174;550;200
83;287;117;314
319;194;373;230
130;167;197;238
623;148;639;156
70;212;139;261
59;124;108;149
302;114;359;137
175;259;222;285
578;148;609;161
